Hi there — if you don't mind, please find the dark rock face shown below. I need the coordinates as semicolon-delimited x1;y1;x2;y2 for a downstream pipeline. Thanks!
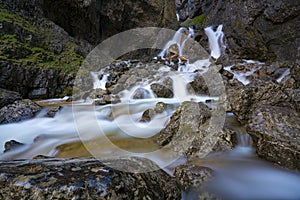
0;99;41;124
247;106;300;170
176;0;300;62
0;157;181;199
0;64;75;99
41;0;178;45
0;88;22;108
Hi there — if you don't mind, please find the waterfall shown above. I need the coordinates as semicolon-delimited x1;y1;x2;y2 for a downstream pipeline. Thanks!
204;25;226;59
91;71;109;90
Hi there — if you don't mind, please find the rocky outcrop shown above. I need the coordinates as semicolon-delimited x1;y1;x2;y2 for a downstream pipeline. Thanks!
0;64;75;99
0;99;41;124
176;0;300;62
156;101;235;157
0;88;22;108
223;60;300;170
0;2;86;99
0;157;181;199
247;106;300;170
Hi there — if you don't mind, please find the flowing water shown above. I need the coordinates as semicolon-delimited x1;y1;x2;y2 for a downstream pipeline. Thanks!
0;25;299;199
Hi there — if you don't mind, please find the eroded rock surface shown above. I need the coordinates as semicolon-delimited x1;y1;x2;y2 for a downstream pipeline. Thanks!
0;157;181;199
0;99;41;124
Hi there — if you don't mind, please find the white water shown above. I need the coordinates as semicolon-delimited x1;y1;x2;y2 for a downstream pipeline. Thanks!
276;68;290;83
204;25;226;59
91;71;109;90
224;60;264;85
1;25;299;199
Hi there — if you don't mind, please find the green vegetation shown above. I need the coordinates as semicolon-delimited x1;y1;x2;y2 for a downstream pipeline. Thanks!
180;14;206;27
0;6;84;73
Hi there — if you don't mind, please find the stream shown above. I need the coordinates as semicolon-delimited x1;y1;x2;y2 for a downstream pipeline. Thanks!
0;25;299;199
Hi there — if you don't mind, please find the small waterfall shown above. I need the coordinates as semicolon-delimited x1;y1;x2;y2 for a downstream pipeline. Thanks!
158;27;190;58
91;72;109;90
204;25;226;59
276;68;290;83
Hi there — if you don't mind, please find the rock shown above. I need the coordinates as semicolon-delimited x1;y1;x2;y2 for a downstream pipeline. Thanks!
0;157;181;199
94;94;120;105
227;80;293;121
4;140;24;153
156;102;234;157
132;88;153;99
0;3;85;99
0;88;22;108
247;106;300;170
40;0;178;45
0;99;41;124
187;74;209;95
140;108;155;122
174;163;221;199
151;77;174;98
174;164;214;190
45;106;61;118
176;0;299;62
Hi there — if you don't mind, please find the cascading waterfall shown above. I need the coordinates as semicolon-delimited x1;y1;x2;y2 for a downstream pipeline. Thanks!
91;71;109;90
204;25;226;59
0;23;299;199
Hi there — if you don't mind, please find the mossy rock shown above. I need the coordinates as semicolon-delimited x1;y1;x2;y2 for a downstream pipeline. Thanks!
180;14;206;27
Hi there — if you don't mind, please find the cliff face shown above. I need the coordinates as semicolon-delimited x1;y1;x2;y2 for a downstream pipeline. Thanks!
41;0;178;45
176;0;300;62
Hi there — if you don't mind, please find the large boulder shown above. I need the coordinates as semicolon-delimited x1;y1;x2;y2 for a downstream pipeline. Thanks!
247;106;300;170
156;101;235;157
0;157;181;199
176;0;300;62
0;88;22;108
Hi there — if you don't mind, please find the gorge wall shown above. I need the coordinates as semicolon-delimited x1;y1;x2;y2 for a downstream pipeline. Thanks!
176;0;300;62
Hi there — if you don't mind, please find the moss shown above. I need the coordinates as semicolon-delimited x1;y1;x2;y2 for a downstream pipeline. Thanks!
0;33;83;73
0;6;84;73
180;14;206;27
0;6;38;33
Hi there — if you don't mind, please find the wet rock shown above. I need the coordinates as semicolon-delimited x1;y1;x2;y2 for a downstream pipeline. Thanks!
45;106;61;118
187;74;209;95
174;163;221;199
157;102;234;157
174;164;214;190
151;77;174;98
0;99;41;124
227;80;293;121
0;157;181;200
140;108;155;122
247;106;300;170
0;88;22;108
132;88;152;99
94;94;120;105
155;102;168;113
4;140;24;153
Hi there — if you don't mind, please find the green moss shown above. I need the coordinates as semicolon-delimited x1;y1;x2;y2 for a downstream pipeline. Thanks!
0;33;83;73
0;6;38;33
0;6;84;73
180;14;207;27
